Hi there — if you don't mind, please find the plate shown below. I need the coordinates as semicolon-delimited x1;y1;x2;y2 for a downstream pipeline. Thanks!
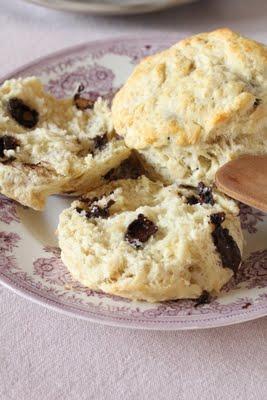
24;0;197;15
0;36;266;330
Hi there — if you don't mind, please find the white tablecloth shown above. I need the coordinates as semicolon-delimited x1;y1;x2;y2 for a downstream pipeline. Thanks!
0;1;266;399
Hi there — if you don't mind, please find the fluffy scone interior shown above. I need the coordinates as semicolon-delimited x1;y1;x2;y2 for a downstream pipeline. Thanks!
58;176;243;302
112;28;267;185
0;77;130;210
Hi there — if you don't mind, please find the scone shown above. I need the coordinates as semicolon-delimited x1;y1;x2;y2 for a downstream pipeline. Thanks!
58;176;243;302
0;77;130;210
112;29;267;185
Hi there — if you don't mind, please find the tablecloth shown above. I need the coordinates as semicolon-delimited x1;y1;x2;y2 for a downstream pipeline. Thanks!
0;1;266;399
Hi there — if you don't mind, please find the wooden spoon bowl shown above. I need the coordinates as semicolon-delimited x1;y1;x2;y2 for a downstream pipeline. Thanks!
215;155;267;213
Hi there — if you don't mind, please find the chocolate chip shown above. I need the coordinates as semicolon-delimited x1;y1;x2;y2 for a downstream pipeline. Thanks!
125;214;158;249
253;98;261;109
74;96;95;111
87;205;109;219
183;183;215;206
212;225;241;275
210;212;226;226
77;199;114;219
104;154;145;181
74;84;95;110
92;133;108;153
210;212;241;275
194;291;211;307
7;98;39;128
242;302;251;309
186;195;199;205
80;196;99;206
0;136;19;158
87;201;114;219
197;182;214;205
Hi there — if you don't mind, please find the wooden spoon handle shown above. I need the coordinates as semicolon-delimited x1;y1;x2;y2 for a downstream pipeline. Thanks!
215;155;267;213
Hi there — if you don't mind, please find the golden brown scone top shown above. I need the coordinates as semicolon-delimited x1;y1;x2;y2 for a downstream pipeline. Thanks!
112;29;267;149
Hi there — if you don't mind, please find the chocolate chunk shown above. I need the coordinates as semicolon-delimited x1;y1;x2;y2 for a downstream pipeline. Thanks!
104;154;144;181
194;291;211;307
242;302;251;309
87;205;109;219
92;133;108;153
197;182;214;205
77;199;114;219
74;96;95;111
212;225;241;275
210;212;225;226
0;135;19;158
74;84;95;110
80;196;99;206
186;195;199;205
210;211;241;275
253;98;261;109
125;214;158;249
86;201;113;219
7;98;38;128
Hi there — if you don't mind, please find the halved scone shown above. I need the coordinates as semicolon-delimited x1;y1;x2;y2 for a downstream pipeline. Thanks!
58;176;243;302
0;77;130;209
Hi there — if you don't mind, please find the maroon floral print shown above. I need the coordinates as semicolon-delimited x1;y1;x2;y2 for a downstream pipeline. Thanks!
0;195;19;225
237;249;267;288
0;231;21;273
91;42;168;64
33;256;73;286
0;231;20;252
0;253;18;274
46;64;115;98
239;203;265;234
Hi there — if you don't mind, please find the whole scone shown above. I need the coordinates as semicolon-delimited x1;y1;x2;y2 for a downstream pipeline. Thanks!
112;29;267;185
58;176;243;302
0;77;130;210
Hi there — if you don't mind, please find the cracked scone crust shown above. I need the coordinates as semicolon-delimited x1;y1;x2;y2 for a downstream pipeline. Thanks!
58;176;243;302
0;77;130;210
112;29;267;185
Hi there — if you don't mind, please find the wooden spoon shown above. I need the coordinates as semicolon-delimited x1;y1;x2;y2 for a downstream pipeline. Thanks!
215;155;267;213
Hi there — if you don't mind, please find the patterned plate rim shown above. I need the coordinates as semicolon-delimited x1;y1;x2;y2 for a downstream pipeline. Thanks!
0;272;266;330
0;36;266;330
